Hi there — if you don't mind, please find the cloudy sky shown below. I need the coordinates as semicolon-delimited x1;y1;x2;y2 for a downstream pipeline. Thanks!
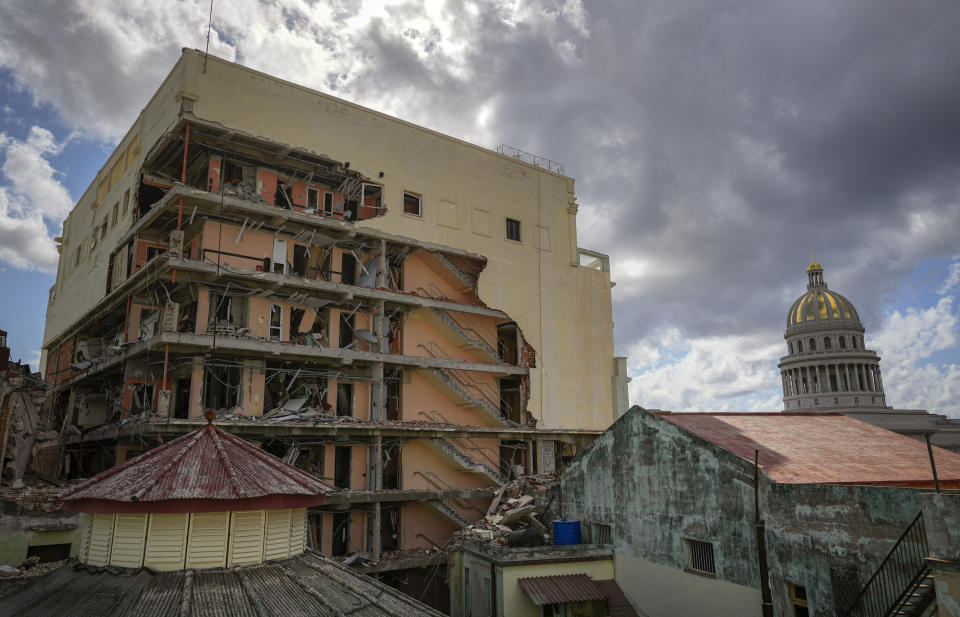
1;0;958;416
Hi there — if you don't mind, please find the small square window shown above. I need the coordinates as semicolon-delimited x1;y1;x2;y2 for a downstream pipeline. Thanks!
403;192;422;216
506;217;521;242
684;539;715;575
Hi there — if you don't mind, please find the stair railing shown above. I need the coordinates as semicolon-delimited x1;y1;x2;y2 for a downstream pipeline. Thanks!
842;511;929;617
418;410;504;477
417;342;511;419
438;309;499;357
413;470;484;515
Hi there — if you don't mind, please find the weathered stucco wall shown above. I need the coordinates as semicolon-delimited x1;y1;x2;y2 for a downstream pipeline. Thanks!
561;408;960;617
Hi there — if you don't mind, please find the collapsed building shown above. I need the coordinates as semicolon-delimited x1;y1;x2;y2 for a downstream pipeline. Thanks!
36;49;624;607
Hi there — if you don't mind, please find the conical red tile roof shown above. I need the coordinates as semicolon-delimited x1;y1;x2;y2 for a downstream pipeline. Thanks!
62;423;331;513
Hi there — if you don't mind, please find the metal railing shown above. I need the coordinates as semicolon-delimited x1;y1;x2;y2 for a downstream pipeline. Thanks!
495;145;565;175
413;471;484;514
577;248;611;273
417;342;511;419
842;511;930;617
415;282;449;300
418;410;504;475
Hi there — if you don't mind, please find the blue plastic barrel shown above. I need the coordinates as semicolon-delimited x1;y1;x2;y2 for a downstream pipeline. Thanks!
552;519;581;545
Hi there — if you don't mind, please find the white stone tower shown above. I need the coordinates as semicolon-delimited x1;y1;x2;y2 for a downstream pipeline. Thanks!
778;259;888;412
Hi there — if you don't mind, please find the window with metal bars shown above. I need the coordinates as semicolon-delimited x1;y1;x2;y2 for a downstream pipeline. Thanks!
593;523;612;545
685;539;716;575
506;217;521;242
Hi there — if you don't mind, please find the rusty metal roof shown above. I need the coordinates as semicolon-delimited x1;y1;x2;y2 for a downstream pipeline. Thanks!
518;574;608;605
61;423;331;511
0;551;443;617
657;412;960;486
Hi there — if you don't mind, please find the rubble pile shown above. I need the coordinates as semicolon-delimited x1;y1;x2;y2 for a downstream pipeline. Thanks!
454;473;560;546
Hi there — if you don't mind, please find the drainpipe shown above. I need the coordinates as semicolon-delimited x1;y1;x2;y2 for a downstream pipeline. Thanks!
924;434;941;493
755;450;774;617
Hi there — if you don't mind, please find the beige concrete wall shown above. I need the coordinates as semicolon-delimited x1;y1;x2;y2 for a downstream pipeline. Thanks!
180;51;615;430
613;554;762;617
499;558;615;617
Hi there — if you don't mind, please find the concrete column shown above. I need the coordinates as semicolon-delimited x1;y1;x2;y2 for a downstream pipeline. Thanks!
866;364;875;392
373;435;382;560
843;364;850;392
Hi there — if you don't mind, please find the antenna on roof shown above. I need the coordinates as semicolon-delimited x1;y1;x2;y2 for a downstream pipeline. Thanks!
203;0;215;74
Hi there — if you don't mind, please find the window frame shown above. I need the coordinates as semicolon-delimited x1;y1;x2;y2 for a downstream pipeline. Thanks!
506;217;522;242
402;191;422;217
684;538;716;576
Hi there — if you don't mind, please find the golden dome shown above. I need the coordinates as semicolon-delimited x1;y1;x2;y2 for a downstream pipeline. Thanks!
787;288;860;328
807;260;823;271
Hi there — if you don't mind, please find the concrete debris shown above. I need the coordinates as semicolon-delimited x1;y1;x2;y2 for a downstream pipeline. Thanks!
450;472;560;547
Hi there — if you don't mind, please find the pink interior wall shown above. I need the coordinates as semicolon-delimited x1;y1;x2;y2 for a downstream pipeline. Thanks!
402;253;478;304
400;502;457;550
207;157;221;193
195;288;210;334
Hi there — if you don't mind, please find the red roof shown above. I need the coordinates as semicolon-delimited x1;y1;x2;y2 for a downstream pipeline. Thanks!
62;423;332;513
656;412;960;486
518;574;608;605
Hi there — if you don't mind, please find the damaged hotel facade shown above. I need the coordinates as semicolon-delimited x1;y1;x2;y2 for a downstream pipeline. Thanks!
37;49;624;599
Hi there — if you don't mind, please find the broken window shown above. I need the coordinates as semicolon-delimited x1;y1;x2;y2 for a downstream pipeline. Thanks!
684;539;715;575
222;161;244;194
146;246;166;262
209;294;246;329
331;511;350;556
293;245;309;277
337;382;353;417
359;183;382;219
498;323;519;365
339;311;355;348
204;364;241;410
403;192;422;216
386;369;402;421
323;192;334;216
341;252;356;285
307;187;320;211
382;442;401;491
506;218;522;242
139;309;159;340
334;447;351;488
174;378;191;419
273;238;288;274
290;307;306;339
381;505;400;550
275;179;294;209
130;383;156;413
500;377;522;424
269;304;283;341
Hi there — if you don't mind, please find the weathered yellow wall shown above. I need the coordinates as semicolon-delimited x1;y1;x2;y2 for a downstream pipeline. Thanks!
43;49;617;430
500;558;615;617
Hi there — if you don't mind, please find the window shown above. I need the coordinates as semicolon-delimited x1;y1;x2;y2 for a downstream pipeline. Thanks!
111;202;119;227
684;539;715;575
839;336;846;349
788;342;793;354
814;398;819;406
75;247;81;267
307;187;320;211
823;337;831;350
403;192;422;216
797;341;803;353
789;583;809;617
834;398;840;405
808;337;816;351
593;523;612;545
323;192;334;216
506;217;522;242
122;189;130;215
146;246;166;262
269;304;283;341
854;397;859;406
851;337;857;349
130;383;156;412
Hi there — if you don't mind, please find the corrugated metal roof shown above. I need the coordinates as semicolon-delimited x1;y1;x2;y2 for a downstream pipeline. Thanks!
518;574;608;605
61;423;332;507
657;412;960;485
0;552;442;617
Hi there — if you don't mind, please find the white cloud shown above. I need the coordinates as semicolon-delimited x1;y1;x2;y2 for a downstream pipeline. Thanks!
628;330;784;412
0;126;72;271
870;295;960;417
937;257;960;295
